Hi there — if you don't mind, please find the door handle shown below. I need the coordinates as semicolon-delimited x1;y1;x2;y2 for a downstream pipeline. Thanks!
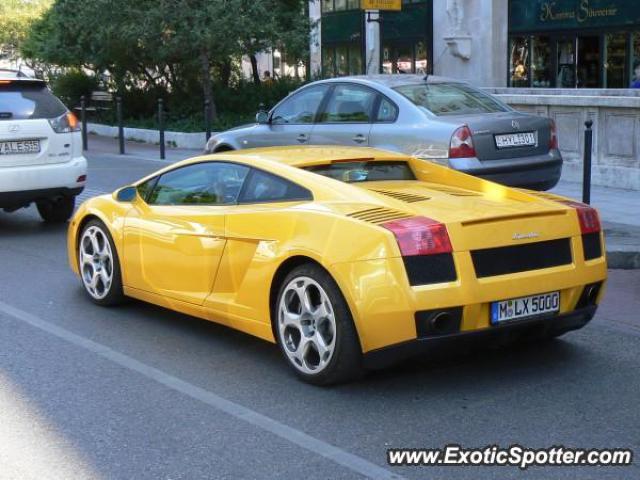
296;134;308;143
352;134;367;144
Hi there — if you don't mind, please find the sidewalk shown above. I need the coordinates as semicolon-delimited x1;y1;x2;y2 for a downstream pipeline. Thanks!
84;135;639;268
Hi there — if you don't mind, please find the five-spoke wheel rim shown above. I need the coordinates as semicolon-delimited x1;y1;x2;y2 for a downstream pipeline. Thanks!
278;276;337;375
79;226;114;300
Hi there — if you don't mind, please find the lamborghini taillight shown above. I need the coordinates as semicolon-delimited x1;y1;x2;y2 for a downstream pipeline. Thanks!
382;217;452;256
561;200;601;234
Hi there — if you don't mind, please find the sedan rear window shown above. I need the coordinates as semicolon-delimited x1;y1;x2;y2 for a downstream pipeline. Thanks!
394;83;508;116
0;82;67;120
305;161;416;183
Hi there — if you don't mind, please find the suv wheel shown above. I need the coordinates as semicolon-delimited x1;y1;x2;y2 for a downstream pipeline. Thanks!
36;196;75;223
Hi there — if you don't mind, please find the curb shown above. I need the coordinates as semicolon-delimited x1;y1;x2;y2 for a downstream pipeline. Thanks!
607;250;640;270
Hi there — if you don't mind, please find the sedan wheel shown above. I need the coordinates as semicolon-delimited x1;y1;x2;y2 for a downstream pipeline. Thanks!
275;264;362;385
78;220;124;305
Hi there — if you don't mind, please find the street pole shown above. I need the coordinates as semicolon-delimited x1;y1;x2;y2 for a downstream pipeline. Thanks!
158;98;165;160
582;120;593;204
116;96;124;155
204;100;211;141
80;95;87;151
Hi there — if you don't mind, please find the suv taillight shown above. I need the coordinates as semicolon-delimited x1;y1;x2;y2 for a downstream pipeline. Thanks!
382;217;452;256
49;111;80;133
549;119;559;150
561;200;601;234
449;125;476;159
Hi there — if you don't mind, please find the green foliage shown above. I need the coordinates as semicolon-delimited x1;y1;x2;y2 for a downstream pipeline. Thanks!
51;70;98;108
0;0;52;61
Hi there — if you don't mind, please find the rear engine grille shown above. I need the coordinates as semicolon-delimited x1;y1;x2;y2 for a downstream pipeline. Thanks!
369;189;430;203
427;185;481;197
346;207;411;224
471;238;572;278
403;254;457;286
582;232;602;260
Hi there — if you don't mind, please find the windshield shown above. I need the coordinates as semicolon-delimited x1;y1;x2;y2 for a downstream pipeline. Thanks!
305;161;416;183
394;83;509;116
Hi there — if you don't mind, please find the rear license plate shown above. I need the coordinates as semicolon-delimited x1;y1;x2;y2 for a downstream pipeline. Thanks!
0;139;41;155
491;291;560;324
495;132;536;148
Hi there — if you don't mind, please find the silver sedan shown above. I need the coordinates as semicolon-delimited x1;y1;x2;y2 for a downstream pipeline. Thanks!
205;75;562;190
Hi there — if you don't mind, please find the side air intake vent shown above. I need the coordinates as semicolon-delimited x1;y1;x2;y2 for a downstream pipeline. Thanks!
369;189;430;203
347;207;412;224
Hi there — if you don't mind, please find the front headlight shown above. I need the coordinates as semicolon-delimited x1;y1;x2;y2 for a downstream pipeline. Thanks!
48;111;80;133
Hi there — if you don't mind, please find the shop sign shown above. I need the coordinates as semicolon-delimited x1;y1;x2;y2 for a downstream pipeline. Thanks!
361;0;402;11
510;0;640;32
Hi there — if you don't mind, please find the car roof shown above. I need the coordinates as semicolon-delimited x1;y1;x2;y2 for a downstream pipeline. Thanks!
317;74;468;89
0;76;46;85
218;145;411;168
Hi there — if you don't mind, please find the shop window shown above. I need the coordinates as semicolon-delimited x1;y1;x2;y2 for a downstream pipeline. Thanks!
509;36;529;87
336;45;349;76
382;41;430;74
321;0;333;13
605;33;626;89
322;47;336;78
531;36;551;87
348;44;362;75
347;0;360;8
557;38;576;88
577;36;600;88
415;41;428;74
334;0;347;11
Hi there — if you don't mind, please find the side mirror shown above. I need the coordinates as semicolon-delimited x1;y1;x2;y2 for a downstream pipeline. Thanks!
256;110;270;124
114;186;138;202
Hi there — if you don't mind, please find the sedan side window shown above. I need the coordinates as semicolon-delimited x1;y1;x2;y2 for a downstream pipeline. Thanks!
319;84;377;123
376;97;398;122
239;169;312;203
147;162;249;206
271;85;329;125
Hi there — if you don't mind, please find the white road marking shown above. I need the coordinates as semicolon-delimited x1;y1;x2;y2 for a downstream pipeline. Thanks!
0;300;405;480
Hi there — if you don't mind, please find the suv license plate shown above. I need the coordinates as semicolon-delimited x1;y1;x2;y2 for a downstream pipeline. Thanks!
491;291;560;324
0;139;41;155
495;132;536;148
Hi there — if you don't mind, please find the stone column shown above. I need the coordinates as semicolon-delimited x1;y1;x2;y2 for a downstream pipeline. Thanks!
365;11;381;75
433;0;508;87
309;0;322;78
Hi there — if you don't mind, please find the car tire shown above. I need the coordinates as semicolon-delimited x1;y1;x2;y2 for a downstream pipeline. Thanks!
36;196;75;223
78;219;124;306
274;263;363;385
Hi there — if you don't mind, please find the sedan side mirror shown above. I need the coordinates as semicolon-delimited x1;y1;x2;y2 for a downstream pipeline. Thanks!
256;110;270;124
114;186;138;202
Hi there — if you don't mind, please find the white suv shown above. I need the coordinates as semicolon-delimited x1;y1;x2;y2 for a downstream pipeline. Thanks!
0;75;87;222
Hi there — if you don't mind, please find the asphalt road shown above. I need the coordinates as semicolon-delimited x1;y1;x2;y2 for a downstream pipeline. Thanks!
0;148;638;480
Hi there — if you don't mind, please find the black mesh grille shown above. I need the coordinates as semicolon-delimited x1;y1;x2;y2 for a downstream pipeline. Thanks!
582;233;602;260
403;254;457;286
471;238;572;278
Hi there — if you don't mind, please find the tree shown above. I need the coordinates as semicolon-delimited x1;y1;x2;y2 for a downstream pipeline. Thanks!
0;0;52;67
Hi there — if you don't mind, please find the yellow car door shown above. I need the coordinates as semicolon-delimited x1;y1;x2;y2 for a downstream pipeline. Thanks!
123;161;250;306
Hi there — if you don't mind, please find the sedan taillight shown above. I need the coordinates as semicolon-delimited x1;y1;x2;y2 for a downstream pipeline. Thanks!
382;216;452;256
549;119;559;150
449;125;476;159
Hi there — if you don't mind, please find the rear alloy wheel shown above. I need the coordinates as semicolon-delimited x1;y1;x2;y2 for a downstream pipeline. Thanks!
36;196;75;223
275;265;362;385
78;220;124;306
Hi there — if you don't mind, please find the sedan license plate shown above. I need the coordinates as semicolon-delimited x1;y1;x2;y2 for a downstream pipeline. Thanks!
491;291;560;324
0;139;40;155
495;132;536;148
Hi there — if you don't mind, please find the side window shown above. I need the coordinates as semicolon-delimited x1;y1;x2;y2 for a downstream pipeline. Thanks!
376;97;398;122
271;85;329;125
239;169;312;203
147;162;249;206
319;84;377;123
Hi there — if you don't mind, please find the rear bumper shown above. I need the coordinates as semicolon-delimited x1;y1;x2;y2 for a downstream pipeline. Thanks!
0;156;87;208
450;150;562;190
363;305;596;369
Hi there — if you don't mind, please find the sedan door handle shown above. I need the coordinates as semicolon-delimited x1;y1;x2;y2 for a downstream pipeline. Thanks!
352;134;367;144
296;134;308;143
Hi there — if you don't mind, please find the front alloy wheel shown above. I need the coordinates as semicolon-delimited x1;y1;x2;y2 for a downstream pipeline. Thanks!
78;220;124;305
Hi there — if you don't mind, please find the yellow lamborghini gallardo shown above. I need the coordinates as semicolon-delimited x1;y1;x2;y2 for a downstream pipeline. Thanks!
68;147;607;384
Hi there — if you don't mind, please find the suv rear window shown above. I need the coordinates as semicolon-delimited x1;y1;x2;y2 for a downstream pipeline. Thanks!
305;161;416;183
394;83;508;116
0;82;67;120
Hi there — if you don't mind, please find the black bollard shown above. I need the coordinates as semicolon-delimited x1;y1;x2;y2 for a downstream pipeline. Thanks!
158;98;165;160
582;120;593;204
116;96;124;155
80;95;88;151
204;100;211;141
